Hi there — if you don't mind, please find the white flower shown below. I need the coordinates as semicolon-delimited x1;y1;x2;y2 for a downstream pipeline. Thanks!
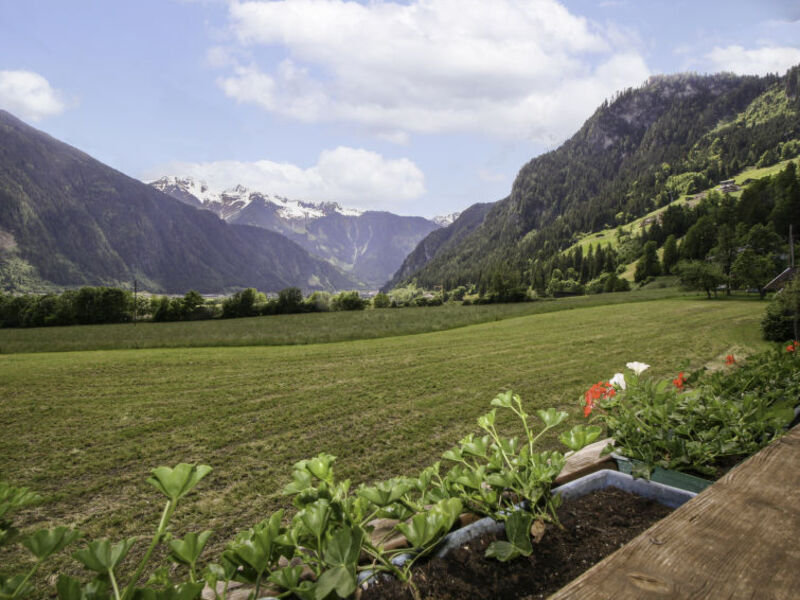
626;361;650;376
610;372;627;390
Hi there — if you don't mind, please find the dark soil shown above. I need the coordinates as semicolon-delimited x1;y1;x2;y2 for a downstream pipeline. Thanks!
360;488;672;600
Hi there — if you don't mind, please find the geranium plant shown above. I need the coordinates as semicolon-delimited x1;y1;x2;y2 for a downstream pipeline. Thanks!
442;391;601;560
585;358;789;477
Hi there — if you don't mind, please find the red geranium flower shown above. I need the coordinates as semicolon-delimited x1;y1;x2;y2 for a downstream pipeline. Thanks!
672;372;686;390
583;381;615;417
787;344;796;353
725;354;735;365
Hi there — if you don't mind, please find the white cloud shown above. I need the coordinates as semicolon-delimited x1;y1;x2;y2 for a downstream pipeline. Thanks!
706;44;800;76
213;0;650;142
0;70;66;121
144;147;426;210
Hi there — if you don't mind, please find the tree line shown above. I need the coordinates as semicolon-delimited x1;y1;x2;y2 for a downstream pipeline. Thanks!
0;287;373;329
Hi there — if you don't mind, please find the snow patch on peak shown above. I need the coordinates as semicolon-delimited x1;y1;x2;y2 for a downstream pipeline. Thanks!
432;212;461;227
149;176;364;221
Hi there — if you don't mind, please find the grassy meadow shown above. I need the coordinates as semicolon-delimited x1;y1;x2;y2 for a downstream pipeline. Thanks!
0;294;769;580
0;287;688;354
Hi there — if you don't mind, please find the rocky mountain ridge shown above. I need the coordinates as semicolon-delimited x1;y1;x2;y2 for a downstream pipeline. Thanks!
151;176;443;288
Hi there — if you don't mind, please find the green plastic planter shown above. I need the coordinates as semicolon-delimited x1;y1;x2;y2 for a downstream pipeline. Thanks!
611;453;713;494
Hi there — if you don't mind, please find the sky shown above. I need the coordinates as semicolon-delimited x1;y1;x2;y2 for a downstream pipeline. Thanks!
1;1;799;218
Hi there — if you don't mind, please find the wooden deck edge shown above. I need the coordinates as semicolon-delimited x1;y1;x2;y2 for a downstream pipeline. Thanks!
548;425;800;599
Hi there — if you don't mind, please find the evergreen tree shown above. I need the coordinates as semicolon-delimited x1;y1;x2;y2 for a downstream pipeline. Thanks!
634;241;661;282
662;235;679;274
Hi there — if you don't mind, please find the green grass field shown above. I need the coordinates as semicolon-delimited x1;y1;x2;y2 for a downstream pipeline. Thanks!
0;295;769;582
0;288;688;354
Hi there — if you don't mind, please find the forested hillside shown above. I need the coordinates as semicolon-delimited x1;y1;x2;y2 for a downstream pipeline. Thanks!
392;67;800;293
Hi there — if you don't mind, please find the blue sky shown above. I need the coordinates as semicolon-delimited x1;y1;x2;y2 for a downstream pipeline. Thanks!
1;1;799;217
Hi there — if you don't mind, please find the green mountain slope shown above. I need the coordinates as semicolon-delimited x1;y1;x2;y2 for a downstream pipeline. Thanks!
0;110;357;293
393;68;800;290
383;201;494;291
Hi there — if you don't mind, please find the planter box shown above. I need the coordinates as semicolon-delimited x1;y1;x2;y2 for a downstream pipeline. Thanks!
611;452;713;494
434;468;695;558
266;471;698;598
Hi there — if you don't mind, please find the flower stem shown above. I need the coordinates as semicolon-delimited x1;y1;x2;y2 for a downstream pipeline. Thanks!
108;568;121;600
10;561;41;600
121;499;175;600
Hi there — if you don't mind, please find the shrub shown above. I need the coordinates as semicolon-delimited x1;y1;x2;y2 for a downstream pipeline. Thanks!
306;291;331;312
277;287;304;314
372;292;391;308
221;288;259;318
331;291;367;311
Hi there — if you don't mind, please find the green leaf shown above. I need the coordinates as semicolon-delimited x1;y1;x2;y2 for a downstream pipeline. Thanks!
56;576;109;600
357;478;413;507
268;565;304;591
300;499;332;541
0;574;30;599
0;482;41;521
559;425;603;451
441;448;463;462
168;530;212;566
56;575;82;600
485;540;520;561
485;472;513;488
396;499;461;549
305;453;336;483
486;511;533;562
490;391;514;408
477;409;497;429
228;513;283;577
282;469;313;496
146;464;212;502
537;408;568;428
312;526;364;599
22;527;82;561
505;511;534;554
314;565;356;600
461;435;489;458
73;537;137;573
131;582;205;600
322;526;363;568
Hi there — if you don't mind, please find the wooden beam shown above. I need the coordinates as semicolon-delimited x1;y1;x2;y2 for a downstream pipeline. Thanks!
550;426;800;599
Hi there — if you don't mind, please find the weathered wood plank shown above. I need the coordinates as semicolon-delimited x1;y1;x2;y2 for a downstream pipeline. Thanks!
550;426;800;599
555;437;615;485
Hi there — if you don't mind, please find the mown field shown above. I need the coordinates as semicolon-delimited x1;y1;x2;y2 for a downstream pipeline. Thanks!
0;295;769;582
0;288;687;354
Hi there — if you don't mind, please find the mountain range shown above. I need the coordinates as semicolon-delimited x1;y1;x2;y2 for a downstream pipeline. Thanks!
2;65;797;297
150;177;450;288
0;110;358;294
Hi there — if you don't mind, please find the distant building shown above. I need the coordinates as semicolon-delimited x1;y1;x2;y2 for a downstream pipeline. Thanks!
765;267;796;292
718;182;741;193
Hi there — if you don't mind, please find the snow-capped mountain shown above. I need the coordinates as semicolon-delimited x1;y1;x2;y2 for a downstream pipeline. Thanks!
149;176;443;289
150;176;363;222
432;212;461;227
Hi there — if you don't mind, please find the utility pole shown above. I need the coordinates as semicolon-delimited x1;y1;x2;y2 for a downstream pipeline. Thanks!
792;225;797;341
133;277;138;326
